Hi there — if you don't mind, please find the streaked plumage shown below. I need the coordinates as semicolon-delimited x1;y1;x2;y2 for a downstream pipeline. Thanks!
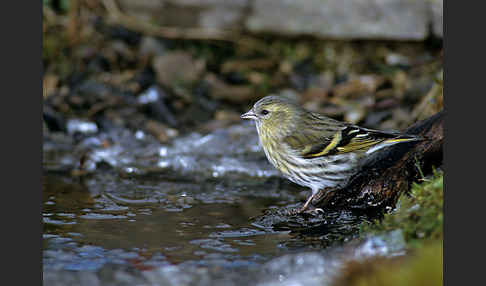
241;95;423;213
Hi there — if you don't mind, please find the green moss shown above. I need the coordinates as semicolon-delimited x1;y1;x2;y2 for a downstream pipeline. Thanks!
340;171;443;286
361;170;443;247
335;241;443;286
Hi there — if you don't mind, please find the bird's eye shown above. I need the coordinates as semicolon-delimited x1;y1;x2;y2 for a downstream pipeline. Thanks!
261;110;269;115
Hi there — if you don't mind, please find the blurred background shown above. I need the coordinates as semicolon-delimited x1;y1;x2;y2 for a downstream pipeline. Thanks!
43;1;443;285
43;0;443;140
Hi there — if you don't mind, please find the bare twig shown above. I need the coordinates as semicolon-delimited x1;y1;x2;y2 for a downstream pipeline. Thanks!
99;0;268;52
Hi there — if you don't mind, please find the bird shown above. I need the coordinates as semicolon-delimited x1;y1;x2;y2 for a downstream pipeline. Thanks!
241;95;423;214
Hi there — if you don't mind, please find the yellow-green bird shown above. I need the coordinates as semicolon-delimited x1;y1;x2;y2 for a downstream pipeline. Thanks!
241;95;422;213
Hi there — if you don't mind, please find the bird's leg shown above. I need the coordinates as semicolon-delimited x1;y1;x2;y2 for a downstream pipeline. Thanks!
297;193;324;214
299;193;315;212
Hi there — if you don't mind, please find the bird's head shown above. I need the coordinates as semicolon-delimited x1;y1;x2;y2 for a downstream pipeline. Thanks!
241;95;303;137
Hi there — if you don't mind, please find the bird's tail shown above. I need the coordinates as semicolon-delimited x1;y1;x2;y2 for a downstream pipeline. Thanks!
366;134;425;155
384;135;426;144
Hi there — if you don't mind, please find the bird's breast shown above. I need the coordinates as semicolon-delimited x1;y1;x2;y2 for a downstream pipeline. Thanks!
257;129;289;174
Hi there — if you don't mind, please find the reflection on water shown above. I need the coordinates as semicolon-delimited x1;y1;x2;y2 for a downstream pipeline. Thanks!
42;123;406;285
43;173;338;271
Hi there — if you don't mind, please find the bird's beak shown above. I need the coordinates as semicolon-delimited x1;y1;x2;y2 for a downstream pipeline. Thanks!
241;110;257;120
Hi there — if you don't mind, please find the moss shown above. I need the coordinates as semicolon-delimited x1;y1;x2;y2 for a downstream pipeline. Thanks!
346;162;443;286
361;170;443;247
335;241;443;286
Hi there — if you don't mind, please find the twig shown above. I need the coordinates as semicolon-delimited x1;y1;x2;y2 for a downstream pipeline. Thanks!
99;0;268;53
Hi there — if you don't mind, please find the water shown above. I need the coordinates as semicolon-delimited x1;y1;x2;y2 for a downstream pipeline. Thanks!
42;124;406;285
43;172;311;271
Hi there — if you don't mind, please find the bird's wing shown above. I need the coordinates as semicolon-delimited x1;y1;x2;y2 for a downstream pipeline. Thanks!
285;123;419;159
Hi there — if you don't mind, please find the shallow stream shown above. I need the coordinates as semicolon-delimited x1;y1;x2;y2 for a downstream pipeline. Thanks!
43;123;406;285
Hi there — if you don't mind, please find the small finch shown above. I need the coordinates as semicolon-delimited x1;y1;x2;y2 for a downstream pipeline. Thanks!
241;95;423;214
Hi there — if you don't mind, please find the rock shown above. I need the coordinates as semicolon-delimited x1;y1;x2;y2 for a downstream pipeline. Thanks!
145;119;179;143
66;119;99;135
153;51;206;87
197;4;246;30
247;0;429;40
430;0;443;38
118;0;249;30
138;36;166;59
332;75;385;98
117;0;441;40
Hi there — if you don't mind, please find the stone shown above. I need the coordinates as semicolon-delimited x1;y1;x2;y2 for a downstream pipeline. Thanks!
139;36;166;58
117;0;442;40
430;0;443;38
247;0;429;40
152;51;206;87
118;0;248;30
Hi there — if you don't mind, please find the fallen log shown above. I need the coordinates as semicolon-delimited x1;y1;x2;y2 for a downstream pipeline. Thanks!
312;110;444;211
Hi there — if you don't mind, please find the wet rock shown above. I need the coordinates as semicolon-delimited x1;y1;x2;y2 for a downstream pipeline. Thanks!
250;206;367;239
66;119;98;135
153;51;206;88
145;119;179;143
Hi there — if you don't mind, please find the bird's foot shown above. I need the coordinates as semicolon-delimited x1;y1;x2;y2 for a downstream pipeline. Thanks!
288;192;326;216
288;204;324;216
298;205;324;215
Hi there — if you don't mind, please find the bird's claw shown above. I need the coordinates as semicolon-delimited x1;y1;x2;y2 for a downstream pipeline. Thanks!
303;207;324;215
308;207;324;215
290;205;324;216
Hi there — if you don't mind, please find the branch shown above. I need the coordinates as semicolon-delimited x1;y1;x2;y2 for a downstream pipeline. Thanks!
99;0;268;52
